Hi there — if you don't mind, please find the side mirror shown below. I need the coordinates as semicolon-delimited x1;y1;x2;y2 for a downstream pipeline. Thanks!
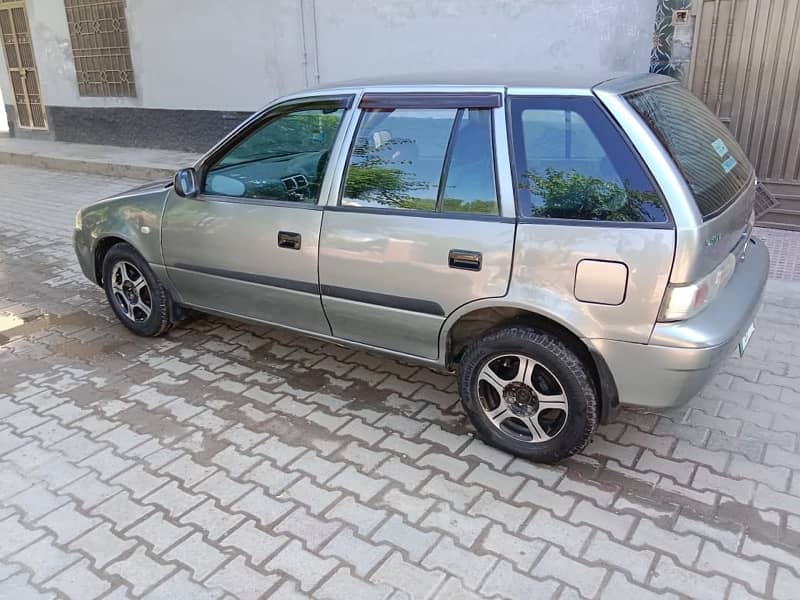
174;168;199;198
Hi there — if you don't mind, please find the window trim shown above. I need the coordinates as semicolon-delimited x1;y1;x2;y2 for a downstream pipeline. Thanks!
360;92;502;109
196;94;354;206
337;101;502;218
506;94;674;228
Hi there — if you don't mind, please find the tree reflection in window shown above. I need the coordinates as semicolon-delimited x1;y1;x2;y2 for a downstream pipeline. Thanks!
520;168;663;222
343;137;433;210
341;107;498;214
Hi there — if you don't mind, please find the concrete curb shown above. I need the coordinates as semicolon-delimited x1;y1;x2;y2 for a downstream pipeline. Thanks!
0;150;177;180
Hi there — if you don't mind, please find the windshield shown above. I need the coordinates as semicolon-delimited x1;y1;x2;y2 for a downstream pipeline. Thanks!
625;83;753;220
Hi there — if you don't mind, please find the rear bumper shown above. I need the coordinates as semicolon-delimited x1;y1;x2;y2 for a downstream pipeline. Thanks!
590;238;769;408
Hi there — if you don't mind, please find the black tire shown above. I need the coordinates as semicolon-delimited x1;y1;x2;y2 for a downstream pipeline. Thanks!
102;242;173;337
457;326;597;463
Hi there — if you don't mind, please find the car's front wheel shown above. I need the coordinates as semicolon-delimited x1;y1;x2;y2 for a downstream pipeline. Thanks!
102;242;172;337
458;326;598;463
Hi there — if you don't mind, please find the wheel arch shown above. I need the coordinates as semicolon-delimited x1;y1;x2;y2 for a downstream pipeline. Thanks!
93;234;138;285
442;303;619;424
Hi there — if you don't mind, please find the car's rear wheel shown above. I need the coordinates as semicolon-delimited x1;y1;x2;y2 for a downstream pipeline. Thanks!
102;243;172;337
458;325;597;463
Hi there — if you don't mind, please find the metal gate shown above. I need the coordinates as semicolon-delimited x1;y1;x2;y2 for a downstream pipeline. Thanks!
688;0;800;229
0;0;46;129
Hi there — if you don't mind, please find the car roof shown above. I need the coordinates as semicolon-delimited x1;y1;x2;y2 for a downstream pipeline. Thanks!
303;71;673;94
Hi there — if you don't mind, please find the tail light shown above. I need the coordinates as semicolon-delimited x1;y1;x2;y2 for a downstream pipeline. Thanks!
658;253;736;322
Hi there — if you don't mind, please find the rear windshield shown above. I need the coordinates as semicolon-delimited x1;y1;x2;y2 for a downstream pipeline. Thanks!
626;83;752;219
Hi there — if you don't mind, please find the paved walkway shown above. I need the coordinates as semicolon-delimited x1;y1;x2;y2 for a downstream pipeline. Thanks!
1;164;800;599
754;227;800;281
0;138;198;180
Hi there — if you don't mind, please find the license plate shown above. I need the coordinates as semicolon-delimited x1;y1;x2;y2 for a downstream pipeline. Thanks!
738;322;755;357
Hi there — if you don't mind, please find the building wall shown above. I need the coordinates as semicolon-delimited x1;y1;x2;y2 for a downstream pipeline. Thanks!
1;0;659;150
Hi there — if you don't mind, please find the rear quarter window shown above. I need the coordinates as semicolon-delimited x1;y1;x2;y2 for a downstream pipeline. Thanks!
509;96;668;223
625;83;753;220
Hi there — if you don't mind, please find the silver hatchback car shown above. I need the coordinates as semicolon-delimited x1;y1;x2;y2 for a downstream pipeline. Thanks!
74;73;769;463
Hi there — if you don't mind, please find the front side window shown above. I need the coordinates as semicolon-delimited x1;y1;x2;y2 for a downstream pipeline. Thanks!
509;96;667;223
341;107;498;214
204;104;346;203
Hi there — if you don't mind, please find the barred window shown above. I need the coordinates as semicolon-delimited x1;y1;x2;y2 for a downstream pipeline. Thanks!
64;0;136;97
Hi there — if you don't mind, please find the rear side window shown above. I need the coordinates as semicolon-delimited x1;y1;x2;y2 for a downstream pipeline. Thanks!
341;107;498;214
626;83;752;219
509;96;667;223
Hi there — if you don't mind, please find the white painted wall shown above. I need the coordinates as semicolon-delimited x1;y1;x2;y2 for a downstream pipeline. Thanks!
314;0;658;83
0;94;7;132
0;0;658;115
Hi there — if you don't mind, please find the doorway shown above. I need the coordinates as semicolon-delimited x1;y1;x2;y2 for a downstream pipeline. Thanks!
0;0;46;130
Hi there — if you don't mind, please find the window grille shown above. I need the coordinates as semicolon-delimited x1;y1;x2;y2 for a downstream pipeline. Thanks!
64;0;136;97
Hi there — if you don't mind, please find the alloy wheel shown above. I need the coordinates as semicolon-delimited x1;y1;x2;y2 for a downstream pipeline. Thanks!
476;353;569;443
110;261;152;323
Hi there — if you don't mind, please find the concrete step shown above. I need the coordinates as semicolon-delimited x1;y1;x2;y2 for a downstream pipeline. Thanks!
0;137;200;180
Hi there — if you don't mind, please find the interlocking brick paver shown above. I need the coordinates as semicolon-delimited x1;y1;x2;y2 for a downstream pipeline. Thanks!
266;539;339;592
421;502;489;547
10;534;81;584
650;555;729;600
35;501;100;544
422;536;496;590
583;530;654;583
481;559;559;600
534;546;607;598
205;556;280;600
179;498;244;541
420;474;482;511
697;540;769;595
127;510;192;555
107;546;176;596
328;465;390;502
275;506;341;550
468;491;531;532
375;456;432;491
45;559;111;600
522;509;591;556
2;165;800;599
631;519;702;566
600;572;679;600
321;528;392;577
316;567;393;600
326;495;388;536
92;490;153;530
144;569;223;600
219;519;287;565
372;514;440;561
143;480;206;518
514;478;576;517
69;522;136;568
371;552;446;600
164;531;229;581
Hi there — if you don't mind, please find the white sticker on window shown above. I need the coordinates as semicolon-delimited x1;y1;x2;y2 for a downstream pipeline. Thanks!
722;156;738;173
711;138;729;157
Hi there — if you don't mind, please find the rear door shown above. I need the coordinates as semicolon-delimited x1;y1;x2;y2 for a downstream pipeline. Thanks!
622;81;756;283
318;91;515;360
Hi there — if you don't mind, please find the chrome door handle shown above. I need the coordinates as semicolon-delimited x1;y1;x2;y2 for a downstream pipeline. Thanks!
278;231;301;250
448;249;482;271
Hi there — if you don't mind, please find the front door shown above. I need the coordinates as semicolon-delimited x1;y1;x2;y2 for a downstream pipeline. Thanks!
319;93;515;360
0;0;46;129
162;95;353;334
